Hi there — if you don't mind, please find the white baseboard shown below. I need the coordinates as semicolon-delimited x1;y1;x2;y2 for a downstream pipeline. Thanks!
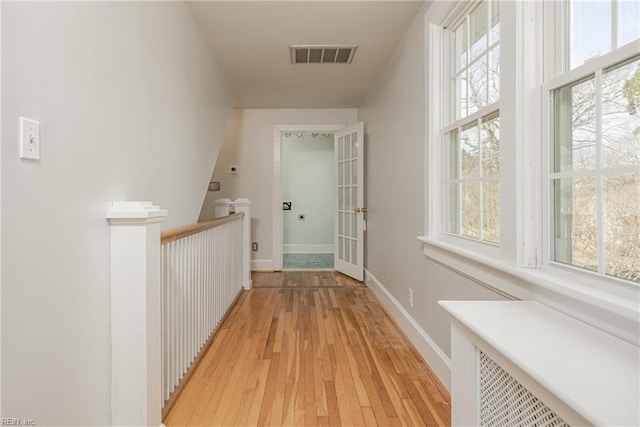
251;259;274;272
283;244;335;254
364;268;451;391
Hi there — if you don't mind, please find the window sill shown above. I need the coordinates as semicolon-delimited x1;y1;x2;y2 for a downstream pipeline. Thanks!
418;236;640;346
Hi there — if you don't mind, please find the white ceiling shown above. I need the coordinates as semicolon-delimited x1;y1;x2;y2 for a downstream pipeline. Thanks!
187;1;424;108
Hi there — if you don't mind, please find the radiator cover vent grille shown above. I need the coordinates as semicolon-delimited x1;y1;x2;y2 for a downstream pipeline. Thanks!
479;352;570;427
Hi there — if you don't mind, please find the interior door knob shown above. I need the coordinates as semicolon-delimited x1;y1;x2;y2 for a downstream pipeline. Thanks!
354;207;368;213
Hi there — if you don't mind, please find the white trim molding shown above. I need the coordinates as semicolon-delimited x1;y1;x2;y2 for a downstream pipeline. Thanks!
283;244;335;254
272;124;346;271
364;269;452;391
251;259;274;272
420;236;640;346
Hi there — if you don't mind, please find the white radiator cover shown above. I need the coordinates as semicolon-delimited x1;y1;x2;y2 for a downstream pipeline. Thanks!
479;352;569;427
441;300;639;427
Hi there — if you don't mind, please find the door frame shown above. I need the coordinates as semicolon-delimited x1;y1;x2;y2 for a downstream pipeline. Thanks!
272;124;345;271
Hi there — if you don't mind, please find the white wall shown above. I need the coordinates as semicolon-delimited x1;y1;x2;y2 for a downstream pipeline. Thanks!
357;2;505;381
200;109;357;268
1;2;234;424
283;133;334;250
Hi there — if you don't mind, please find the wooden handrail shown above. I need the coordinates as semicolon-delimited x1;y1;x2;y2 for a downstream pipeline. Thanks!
161;212;244;245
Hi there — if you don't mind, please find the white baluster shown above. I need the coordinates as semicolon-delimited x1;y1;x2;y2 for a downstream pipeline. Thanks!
162;245;167;402
188;235;193;364
171;242;177;394
196;232;201;352
180;238;185;378
157;209;249;408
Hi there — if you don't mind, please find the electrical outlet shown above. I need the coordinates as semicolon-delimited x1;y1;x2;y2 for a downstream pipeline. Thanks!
408;288;413;308
252;242;258;251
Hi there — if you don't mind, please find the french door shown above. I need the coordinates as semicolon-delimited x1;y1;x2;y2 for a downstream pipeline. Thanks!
334;122;365;281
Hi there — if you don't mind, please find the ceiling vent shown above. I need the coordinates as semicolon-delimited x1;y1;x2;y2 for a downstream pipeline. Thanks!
290;45;358;64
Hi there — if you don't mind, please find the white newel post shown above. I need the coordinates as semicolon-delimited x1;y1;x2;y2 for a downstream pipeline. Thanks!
107;201;167;427
214;198;232;218
233;198;252;289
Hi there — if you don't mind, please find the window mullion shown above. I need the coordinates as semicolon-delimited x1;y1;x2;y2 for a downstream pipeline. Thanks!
595;68;605;276
463;60;468;120
562;0;570;74
478;117;484;241
465;17;470;119
457;126;463;234
487;0;491;52
485;0;491;105
485;51;490;106
611;0;618;50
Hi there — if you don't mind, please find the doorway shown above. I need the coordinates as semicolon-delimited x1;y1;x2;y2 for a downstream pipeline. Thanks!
272;122;365;279
282;131;335;269
272;124;345;271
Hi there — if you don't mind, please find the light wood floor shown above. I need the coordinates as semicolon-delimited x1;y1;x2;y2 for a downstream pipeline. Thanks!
164;271;451;426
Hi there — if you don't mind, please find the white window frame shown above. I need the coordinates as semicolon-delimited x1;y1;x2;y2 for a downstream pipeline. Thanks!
540;12;640;304
428;0;502;258
422;0;640;346
443;109;502;248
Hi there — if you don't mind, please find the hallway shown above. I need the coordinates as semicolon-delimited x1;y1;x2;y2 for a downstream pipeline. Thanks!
164;272;451;426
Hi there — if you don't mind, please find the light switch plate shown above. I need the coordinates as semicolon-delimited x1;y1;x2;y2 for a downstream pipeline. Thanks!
19;117;40;160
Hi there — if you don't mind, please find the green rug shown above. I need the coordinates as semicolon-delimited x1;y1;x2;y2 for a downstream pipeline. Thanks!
283;253;334;269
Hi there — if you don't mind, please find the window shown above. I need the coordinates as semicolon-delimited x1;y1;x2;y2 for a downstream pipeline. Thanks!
443;0;501;246
547;2;640;283
424;0;639;345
